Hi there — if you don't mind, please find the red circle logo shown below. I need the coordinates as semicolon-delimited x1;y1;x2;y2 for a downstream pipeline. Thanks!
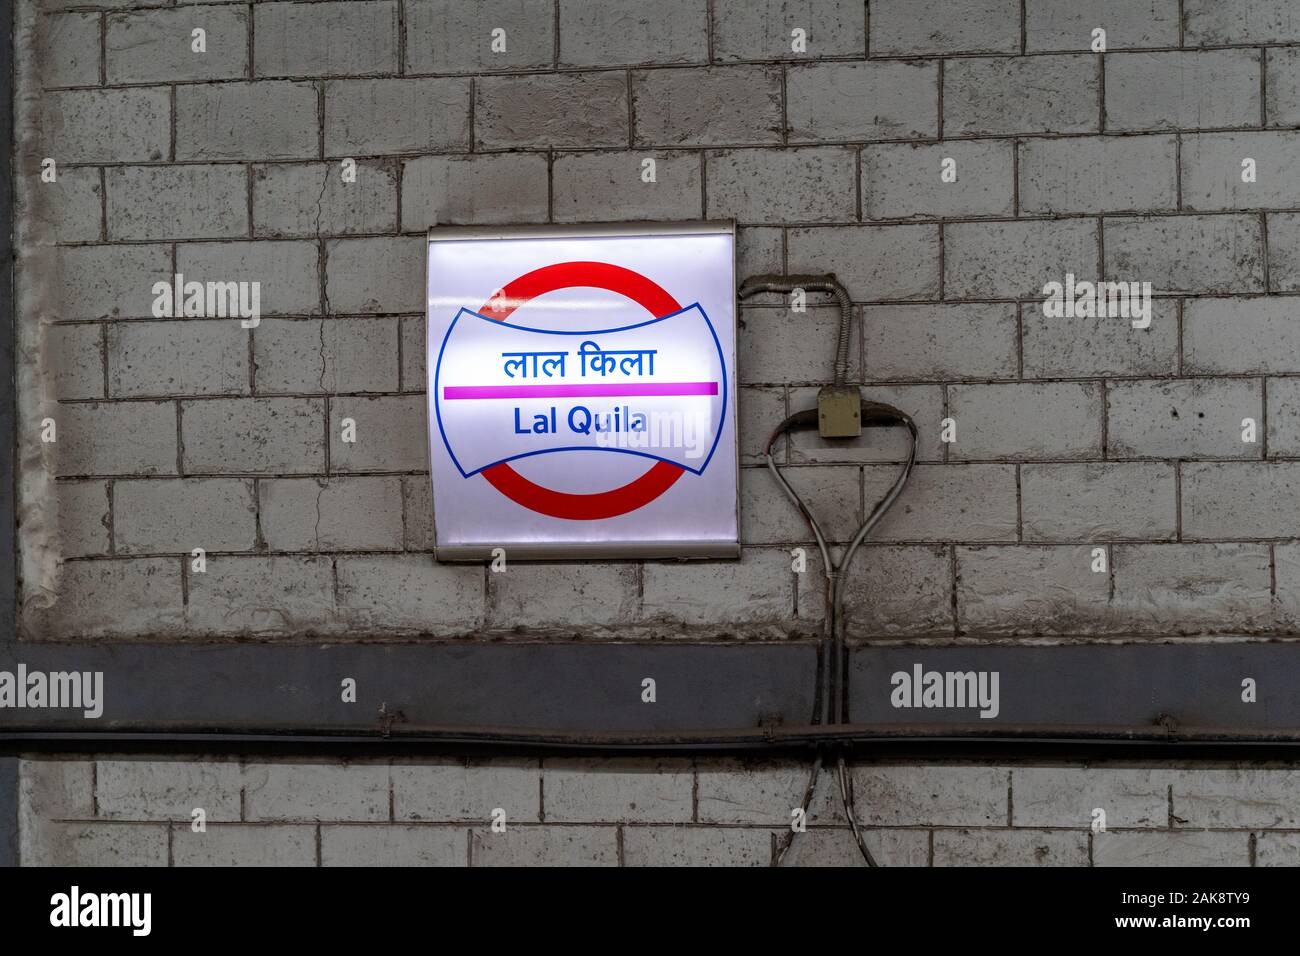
475;261;686;520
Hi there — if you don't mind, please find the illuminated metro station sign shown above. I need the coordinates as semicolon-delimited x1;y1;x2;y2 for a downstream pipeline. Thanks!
426;222;739;560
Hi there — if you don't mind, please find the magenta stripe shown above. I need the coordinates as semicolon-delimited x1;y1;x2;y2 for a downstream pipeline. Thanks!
443;381;719;400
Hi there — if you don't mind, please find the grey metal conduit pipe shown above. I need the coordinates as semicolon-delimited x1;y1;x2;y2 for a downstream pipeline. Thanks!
738;274;853;386
739;273;920;867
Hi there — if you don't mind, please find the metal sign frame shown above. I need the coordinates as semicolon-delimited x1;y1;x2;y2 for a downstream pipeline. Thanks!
424;220;741;561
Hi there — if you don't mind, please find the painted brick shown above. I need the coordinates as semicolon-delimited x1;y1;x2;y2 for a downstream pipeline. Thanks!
36;558;184;638
623;826;772;866
106;165;248;241
259;476;404;552
740;465;862;544
405;0;553;73
107;320;249;398
782;827;929;867
787;225;941;300
173;825;316;866
957;546;1113;635
324;237;425;313
43;12;99;87
254;0;397;77
325;78;472;155
737;227;784;286
944;55;1099;136
1106;51;1261;132
106;6;248;84
1021;462;1178;541
695;758;844;825
254;317;399;394
1019;135;1178;214
1182;462;1300;538
787;384;946;464
244;762;389;821
738;385;785;464
851;765;1008;827
1012;766;1173;828
1256;833;1300;866
37;166;102;243
706;148;857;224
54;401;178;477
553;151;702;222
642;547;794;626
787;61;938;142
114;478;256;554
1106;378;1262;458
949;382;1105;460
1025;0;1180;51
1184;297;1300;373
1171;769;1300;828
42;88;170;163
176;240;320;317
739;305;861;385
1094;831;1249;867
863;304;1017;380
632;66;782;147
934;829;1088;867
26;822;169;867
1276;543;1300;624
402;474;436;550
96;759;242;821
51;245;171;321
18;760;95;866
57;480;110;557
1266;47;1300;125
401;154;548;229
1183;132;1300;210
488;564;638;630
176;82;319;161
400;317;427;392
335;554;484;633
865;464;1019;542
393;759;541;822
1022;298;1177;377
1268;213;1300;292
862;141;1015;220
944;219;1099;299
711;0;866;61
1113;543;1274;633
872;0;1019;55
47;323;103;400
42;0;166;7
471;826;618;866
1267;377;1300;454
802;544;954;637
1185;0;1300;45
181;397;325;475
558;0;708;67
185;556;335;635
321;825;467;866
254;161;399;238
1104;215;1265;294
329;394;426;472
542;758;694;823
475;72;627;149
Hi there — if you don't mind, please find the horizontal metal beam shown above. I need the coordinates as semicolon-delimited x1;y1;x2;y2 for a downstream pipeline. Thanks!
847;642;1300;731
2;641;1300;754
0;641;819;735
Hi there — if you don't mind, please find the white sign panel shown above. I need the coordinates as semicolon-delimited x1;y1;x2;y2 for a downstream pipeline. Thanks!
426;222;739;560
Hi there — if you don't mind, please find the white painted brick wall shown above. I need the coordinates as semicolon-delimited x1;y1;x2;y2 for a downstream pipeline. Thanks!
17;0;1300;867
